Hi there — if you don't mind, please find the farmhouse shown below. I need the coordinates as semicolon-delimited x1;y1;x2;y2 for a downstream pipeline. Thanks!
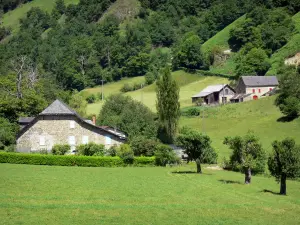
232;76;279;103
17;100;125;153
191;84;235;105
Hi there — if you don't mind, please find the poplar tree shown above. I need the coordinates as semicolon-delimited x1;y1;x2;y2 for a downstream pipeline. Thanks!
156;67;180;143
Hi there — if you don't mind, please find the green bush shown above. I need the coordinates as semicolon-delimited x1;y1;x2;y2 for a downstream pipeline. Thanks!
120;83;134;92
154;144;180;166
145;71;156;85
77;143;105;156
117;144;134;164
182;107;200;117
130;136;160;156
52;144;70;155
86;94;96;103
105;145;118;156
31;149;48;155
0;152;155;167
4;145;16;153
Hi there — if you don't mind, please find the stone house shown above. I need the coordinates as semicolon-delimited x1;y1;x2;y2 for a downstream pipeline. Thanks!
231;76;279;103
17;100;126;153
191;84;235;105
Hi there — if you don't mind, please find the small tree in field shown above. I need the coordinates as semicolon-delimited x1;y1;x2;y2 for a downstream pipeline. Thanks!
223;133;266;184
176;127;217;173
268;138;300;195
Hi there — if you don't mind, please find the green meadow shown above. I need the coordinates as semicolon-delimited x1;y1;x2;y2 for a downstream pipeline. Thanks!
1;163;300;225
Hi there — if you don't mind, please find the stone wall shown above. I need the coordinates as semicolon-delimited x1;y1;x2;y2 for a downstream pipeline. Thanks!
17;115;124;153
245;86;276;98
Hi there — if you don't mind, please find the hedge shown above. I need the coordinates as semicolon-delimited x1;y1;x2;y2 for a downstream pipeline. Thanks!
0;152;155;167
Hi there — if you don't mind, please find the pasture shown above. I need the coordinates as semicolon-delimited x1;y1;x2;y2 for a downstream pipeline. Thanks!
1;163;300;224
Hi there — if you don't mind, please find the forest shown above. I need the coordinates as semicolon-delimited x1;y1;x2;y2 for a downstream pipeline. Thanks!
1;0;300;149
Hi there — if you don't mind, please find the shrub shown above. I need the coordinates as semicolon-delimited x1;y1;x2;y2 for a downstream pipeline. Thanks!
97;92;103;101
52;144;70;155
145;71;156;85
86;94;96;103
182;107;200;117
77;143;105;156
4;145;16;153
105;145;118;156
130;136;160;156
194;99;203;106
0;152;156;167
154;144;180;166
31;149;48;155
120;83;134;92
117;144;134;164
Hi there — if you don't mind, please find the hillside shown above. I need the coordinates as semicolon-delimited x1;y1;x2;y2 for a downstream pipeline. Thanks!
181;96;300;159
268;12;300;75
1;0;79;34
83;71;230;115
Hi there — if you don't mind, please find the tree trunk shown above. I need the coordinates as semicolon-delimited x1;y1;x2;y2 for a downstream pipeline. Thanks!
280;174;287;195
196;158;202;174
244;168;251;184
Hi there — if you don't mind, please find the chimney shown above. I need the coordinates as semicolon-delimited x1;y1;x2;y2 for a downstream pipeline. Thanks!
92;115;96;125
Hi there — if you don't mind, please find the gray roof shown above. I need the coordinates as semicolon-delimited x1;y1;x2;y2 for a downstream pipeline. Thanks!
241;76;279;87
19;117;35;124
39;99;77;116
192;84;228;98
230;93;251;100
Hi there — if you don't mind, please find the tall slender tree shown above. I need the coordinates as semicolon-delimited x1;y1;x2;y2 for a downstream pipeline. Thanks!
156;67;180;143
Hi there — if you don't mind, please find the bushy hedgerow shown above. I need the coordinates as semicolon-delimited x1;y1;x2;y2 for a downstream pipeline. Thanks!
130;136;160;156
0;152;155;167
76;143;105;156
51;144;70;155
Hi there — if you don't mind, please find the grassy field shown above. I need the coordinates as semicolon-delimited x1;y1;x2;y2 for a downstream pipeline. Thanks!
1;163;300;224
267;12;300;75
181;96;300;159
83;71;229;115
1;0;79;34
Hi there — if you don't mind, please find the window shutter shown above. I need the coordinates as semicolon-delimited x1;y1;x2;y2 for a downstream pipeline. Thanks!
82;136;89;144
69;136;75;145
40;136;45;146
70;121;75;129
105;135;112;145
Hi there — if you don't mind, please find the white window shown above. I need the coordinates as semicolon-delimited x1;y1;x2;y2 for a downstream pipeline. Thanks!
105;135;112;145
82;136;89;144
40;136;45;146
70;121;75;129
68;136;76;146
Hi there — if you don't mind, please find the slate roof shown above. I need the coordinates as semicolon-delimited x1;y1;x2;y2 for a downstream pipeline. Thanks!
230;93;251;100
19;117;35;124
241;76;279;87
192;84;228;98
39;99;77;116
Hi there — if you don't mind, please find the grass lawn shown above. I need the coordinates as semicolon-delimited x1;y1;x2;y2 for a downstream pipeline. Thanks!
1;0;79;34
83;71;229;115
0;163;300;224
180;96;300;159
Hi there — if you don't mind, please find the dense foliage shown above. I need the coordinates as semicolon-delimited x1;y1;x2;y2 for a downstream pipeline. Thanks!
223;133;266;184
51;144;70;155
154;144;180;166
77;143;105;156
99;94;158;139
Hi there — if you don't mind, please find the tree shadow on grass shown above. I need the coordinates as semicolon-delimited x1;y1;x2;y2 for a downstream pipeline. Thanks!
172;171;213;175
277;115;298;123
261;189;280;195
218;179;242;184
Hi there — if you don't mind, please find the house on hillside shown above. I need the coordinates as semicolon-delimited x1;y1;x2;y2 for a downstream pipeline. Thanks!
191;84;235;105
17;100;126;153
231;76;279;103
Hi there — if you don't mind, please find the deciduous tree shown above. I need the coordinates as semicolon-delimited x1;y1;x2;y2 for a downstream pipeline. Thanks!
268;138;300;195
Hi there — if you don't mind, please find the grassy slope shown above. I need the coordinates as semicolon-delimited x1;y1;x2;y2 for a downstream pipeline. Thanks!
1;163;300;224
1;0;79;34
181;96;300;159
83;71;229;115
268;12;300;75
99;0;140;23
202;15;246;76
